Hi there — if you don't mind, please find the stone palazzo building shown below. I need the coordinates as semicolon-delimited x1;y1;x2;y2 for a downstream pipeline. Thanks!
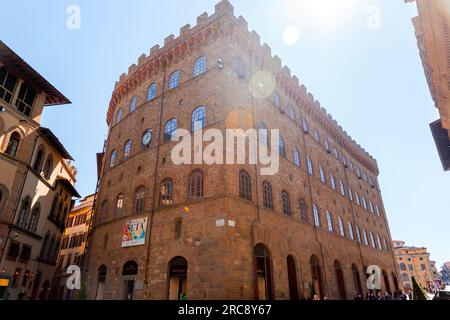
0;41;79;300
85;0;400;300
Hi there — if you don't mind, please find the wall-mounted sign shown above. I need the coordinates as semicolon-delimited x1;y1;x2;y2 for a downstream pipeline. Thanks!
0;278;10;287
122;218;148;248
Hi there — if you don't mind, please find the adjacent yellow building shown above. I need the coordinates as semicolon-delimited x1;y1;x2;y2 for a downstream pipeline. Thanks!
393;241;438;292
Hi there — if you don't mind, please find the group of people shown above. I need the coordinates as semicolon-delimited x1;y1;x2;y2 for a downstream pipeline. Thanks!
354;290;411;300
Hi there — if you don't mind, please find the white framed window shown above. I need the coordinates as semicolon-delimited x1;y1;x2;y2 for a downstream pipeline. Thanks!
369;232;375;248
348;221;354;240
338;217;345;236
356;167;361;178
339;180;345;196
116;109;123;124
130;96;138;112
348;187;353;201
313;204;320;227
319;166;326;183
342;155;347;167
274;93;280;108
109;150;117;168
355;225;361;243
313;129;320;142
375;204;381;216
326;211;333;232
147;83;157;101
124;140;132;159
376;234;383;250
302;117;309;133
356;193;361;206
307;157;313;176
333;147;339;159
362;196;367;210
369;200;374;213
287;106;295;121
330;173;336;190
324;138;330;152
363;171;367;182
193;56;207;77
168;71;180;90
363;229;368;245
293;147;300;167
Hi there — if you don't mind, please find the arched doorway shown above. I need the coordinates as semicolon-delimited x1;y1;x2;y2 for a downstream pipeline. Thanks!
382;270;391;293
391;272;399;292
122;261;138;300
168;256;188;300
287;255;299;300
310;255;324;299
352;264;363;297
96;265;107;300
39;280;50;300
334;260;346;300
254;244;273;300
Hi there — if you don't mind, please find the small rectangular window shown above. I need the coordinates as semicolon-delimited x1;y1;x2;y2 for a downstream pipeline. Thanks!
175;219;182;239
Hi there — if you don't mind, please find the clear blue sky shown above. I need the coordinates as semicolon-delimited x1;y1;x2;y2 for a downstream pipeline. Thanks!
1;0;448;268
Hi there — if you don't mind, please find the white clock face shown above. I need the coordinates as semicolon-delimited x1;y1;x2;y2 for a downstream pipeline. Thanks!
143;131;152;145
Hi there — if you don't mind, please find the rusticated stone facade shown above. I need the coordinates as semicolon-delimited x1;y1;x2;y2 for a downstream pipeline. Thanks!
84;0;400;300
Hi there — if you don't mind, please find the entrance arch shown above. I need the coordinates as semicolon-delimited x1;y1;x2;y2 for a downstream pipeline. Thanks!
287;255;299;300
122;261;138;300
310;255;324;299
168;256;188;300
96;265;107;300
334;260;346;300
254;244;273;300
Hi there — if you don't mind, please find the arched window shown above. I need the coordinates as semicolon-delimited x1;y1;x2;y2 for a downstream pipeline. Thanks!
307;157;313;175
313;129;320;142
193;56;207;77
258;123;269;147
348;221;354;240
339;180;345;196
33;148;44;172
96;265;107;300
319;166;326;183
109;150;117;167
355;193;361;206
355;225;362;243
279;136;286;158
400;263;407;271
116;108;123;124
147;83;157;101
254;244;273;300
239;170;251;201
159;178;174;207
17;196;31;228
168;71;180;90
376;234;383;250
369;200;374;213
333;147;339;159
130;96;138;112
363;229;368;246
49;196;58;219
301;117;309;133
338;217;345;236
330;173;336;190
262;181;273;209
369;232;375;248
287;106;295;121
40;231;50;258
281;191;291;216
116;193;124;216
362;196;367;210
273;93;280;108
28;203;40;233
326;211;333;232
293;147;300;167
43;156;53;179
164;119;177;142
191;106;206;131
313;204;320;227
334;260;346;300
188;169;204;200
324;138;330;152
134;186;148;214
299;198;308;222
124;140;132;159
5;132;20;157
348;187;353;201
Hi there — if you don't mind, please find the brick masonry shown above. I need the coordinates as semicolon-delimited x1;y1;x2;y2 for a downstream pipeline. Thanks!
84;0;401;300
